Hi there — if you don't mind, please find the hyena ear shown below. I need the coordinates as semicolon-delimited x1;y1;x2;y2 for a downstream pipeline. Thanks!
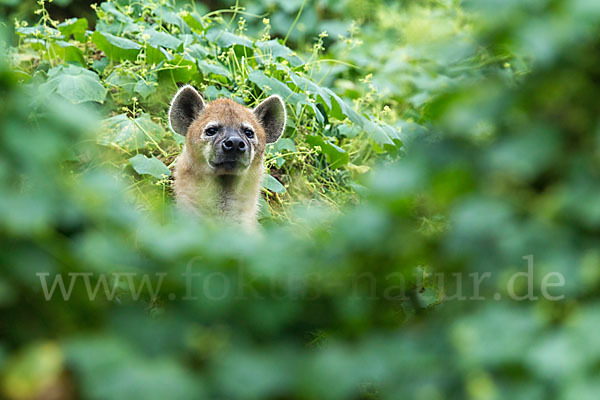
169;85;205;136
253;95;286;144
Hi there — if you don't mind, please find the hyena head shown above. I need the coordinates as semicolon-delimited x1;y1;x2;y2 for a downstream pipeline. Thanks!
169;85;286;176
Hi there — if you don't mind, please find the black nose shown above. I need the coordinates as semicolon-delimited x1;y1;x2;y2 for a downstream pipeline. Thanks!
222;136;246;153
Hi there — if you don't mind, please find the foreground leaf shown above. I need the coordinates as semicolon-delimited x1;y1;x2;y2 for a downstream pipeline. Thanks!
129;154;171;178
99;113;166;151
41;65;107;104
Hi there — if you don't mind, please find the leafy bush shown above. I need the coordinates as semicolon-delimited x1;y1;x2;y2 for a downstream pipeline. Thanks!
11;0;403;220
2;0;600;399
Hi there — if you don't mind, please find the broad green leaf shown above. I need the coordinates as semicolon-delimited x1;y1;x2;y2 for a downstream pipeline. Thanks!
187;43;208;60
92;57;109;74
363;119;396;147
134;78;157;99
325;88;364;127
91;31;141;61
263;174;286;193
256;40;303;67
16;26;61;38
156;6;186;29
105;70;137;95
129;154;171;178
50;41;85;65
144;28;183;51
338;124;359;138
206;29;252;49
58;18;88;42
145;44;169;65
258;197;272;219
271;138;296;153
99;113;166;151
288;70;332;109
158;55;197;83
248;70;304;104
198;60;231;79
41;65;107;104
100;2;134;24
305;134;349;168
268;138;296;168
205;85;234;101
181;11;205;33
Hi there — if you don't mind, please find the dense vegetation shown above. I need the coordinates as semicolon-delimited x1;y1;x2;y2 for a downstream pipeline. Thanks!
2;0;600;399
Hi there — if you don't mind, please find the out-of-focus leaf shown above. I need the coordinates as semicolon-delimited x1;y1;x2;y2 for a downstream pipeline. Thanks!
2;342;64;400
41;65;107;104
256;39;303;66
206;28;252;48
144;28;182;50
58;18;88;42
99;113;166;151
50;41;86;65
129;154;171;178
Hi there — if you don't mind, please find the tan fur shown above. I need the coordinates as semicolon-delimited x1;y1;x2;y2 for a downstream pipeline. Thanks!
173;98;270;228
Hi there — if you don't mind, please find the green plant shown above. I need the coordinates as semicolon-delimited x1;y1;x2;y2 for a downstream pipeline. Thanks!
11;0;403;221
3;0;600;399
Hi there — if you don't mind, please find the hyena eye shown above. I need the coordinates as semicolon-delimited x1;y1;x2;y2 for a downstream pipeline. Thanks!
205;126;218;136
242;127;254;139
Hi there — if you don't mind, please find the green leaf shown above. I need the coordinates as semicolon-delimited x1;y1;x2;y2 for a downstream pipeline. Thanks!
91;31;141;61
50;41;85;65
58;18;88;42
158;55;197;83
145;44;168;65
271;138;296;153
41;65;107;104
206;29;253;48
144;28;183;51
181;11;205;33
263;174;286;193
326;88;364;127
258;196;272;219
205;85;234;101
268;138;296;168
99;113;166;151
129;154;171;178
187;43;208;60
288;70;332;109
134;78;157;100
248;70;304;104
105;70;137;95
197;60;231;79
305;134;349;168
256;40;303;67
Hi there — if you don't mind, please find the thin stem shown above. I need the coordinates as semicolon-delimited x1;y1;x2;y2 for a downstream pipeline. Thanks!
283;0;307;45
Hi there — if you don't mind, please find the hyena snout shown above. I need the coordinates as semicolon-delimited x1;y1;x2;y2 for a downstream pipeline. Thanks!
210;129;252;173
221;135;247;154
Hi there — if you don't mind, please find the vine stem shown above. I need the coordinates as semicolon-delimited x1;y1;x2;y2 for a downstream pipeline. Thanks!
283;0;307;45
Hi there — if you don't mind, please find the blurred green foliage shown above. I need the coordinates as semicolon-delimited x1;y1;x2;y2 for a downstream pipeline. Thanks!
2;0;600;399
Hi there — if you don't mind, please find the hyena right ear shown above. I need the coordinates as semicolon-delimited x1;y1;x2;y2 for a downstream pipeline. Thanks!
169;85;205;136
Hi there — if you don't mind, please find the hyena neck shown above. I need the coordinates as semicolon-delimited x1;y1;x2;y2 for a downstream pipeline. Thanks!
213;173;259;215
174;150;263;226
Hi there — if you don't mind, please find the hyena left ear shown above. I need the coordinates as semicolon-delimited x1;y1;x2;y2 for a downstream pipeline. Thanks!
253;95;287;144
169;85;205;136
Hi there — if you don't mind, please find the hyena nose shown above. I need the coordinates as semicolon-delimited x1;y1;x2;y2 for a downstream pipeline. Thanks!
222;136;246;153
